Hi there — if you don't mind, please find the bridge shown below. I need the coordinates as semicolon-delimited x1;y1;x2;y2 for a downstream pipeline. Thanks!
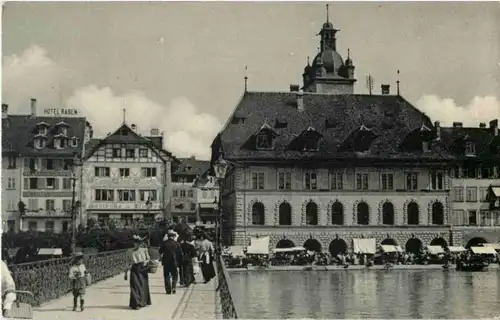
8;248;239;319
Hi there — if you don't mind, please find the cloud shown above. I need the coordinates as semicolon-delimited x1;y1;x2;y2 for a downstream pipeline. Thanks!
2;45;64;111
3;45;221;160
416;95;500;127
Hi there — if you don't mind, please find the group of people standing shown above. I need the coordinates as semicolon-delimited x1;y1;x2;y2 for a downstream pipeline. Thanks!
125;229;216;310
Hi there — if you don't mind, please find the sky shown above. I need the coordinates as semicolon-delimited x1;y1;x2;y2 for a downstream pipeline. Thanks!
3;1;500;160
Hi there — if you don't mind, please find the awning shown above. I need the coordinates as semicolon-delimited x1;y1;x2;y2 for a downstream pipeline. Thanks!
199;203;217;209
426;246;445;255
247;236;270;255
448;246;466;253
470;246;498;255
272;247;306;253
353;238;376;254
37;248;63;255
228;245;245;257
380;245;399;253
492;187;500;197
483;243;500;250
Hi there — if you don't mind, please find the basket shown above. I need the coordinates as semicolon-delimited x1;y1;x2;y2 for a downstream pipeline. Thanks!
3;290;34;319
147;260;159;274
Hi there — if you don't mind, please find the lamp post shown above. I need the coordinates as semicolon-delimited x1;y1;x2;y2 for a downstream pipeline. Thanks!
70;153;82;253
213;155;229;251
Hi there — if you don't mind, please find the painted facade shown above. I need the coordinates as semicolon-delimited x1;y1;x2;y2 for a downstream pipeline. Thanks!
82;124;174;226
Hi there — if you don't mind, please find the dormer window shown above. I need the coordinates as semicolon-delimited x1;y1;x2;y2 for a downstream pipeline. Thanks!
256;131;273;149
304;135;320;151
34;122;50;136
253;123;278;150
34;138;47;149
55;121;70;136
465;142;476;155
70;137;79;148
54;138;67;149
289;127;322;152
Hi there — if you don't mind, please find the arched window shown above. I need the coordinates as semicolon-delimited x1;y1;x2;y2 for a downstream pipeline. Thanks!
306;202;318;225
332;202;344;225
252;202;265;225
407;202;419;225
357;202;369;225
431;202;444;225
279;202;292;225
382;202;395;225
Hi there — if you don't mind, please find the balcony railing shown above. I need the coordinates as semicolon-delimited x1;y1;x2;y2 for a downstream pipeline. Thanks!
89;202;162;210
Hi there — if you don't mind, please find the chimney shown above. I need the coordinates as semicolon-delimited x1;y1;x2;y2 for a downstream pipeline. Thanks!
131;124;137;131
30;98;37;117
150;128;160;136
290;84;300;92
479;122;486;129
381;84;390;95
434;121;441;140
490;119;499;136
2;104;8;119
296;91;304;112
452;122;463;128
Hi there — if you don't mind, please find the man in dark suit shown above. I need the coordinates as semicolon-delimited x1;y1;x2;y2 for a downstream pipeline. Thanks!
159;230;183;294
180;235;197;287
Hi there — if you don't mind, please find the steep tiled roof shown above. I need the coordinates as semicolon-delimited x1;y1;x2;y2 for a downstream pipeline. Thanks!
215;91;453;162
439;126;500;160
2;115;86;157
173;158;210;176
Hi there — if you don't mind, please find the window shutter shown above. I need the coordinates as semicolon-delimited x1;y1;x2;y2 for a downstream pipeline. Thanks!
24;158;29;168
94;167;99;176
38;178;46;189
42;159;47;169
54;178;59;190
24;178;29;190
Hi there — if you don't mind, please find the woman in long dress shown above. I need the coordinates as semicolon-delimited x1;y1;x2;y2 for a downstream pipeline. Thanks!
124;235;152;310
194;233;216;283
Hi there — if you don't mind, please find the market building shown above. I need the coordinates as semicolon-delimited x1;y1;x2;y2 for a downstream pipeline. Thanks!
210;12;500;253
170;157;210;223
82;124;176;227
1;99;89;233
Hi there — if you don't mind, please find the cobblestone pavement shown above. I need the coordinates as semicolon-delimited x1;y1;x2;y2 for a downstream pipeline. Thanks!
173;272;222;319
33;271;188;320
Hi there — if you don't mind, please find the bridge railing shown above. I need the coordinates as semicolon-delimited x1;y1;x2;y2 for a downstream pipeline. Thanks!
216;254;240;319
8;247;160;307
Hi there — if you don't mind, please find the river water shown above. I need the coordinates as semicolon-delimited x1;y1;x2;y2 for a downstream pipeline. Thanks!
230;270;500;319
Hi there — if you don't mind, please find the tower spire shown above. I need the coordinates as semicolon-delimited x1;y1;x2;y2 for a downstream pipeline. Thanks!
244;65;248;92
347;48;350;59
123;108;126;124
396;70;401;96
307;56;310;66
326;4;329;23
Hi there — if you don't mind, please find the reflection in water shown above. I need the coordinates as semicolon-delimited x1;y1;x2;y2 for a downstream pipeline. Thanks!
230;270;500;319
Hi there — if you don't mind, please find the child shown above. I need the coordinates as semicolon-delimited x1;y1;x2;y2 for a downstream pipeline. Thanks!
69;252;87;311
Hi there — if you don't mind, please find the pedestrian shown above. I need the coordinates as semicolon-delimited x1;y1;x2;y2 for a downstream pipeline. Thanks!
194;233;216;283
69;252;87;311
124;235;152;310
180;235;197;287
159;230;183;294
1;260;16;318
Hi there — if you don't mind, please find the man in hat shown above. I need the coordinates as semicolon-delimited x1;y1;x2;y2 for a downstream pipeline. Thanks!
159;230;183;294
